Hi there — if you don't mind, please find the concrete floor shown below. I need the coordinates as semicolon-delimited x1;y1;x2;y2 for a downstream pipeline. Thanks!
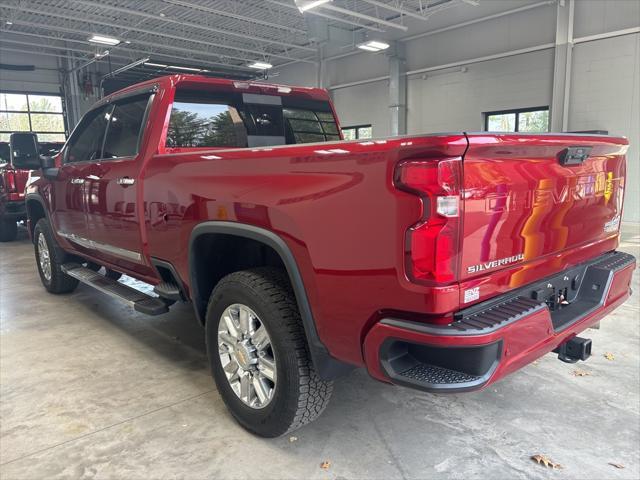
1;224;638;480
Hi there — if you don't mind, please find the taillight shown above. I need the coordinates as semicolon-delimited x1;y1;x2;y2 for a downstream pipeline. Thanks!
6;170;17;192
395;158;462;284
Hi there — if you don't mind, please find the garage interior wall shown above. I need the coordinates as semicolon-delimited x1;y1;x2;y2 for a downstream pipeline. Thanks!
275;0;640;223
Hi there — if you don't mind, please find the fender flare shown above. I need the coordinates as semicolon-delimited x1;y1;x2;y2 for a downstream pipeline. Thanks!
24;193;52;236
188;221;353;380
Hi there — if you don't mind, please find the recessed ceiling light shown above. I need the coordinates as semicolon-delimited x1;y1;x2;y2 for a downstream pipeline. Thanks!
357;40;390;52
248;61;273;70
88;35;121;46
295;0;332;13
124;40;131;44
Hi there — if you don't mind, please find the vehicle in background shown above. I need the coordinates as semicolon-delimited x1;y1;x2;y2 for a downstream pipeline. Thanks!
0;139;63;241
16;75;635;437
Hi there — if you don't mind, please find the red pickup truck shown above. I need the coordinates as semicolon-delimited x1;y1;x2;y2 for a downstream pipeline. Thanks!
0;140;63;241
15;75;635;437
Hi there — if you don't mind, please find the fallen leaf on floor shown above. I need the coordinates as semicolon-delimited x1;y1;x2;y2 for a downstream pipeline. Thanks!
608;463;625;469
604;352;615;361
531;454;563;470
572;369;591;376
320;461;331;470
289;436;298;443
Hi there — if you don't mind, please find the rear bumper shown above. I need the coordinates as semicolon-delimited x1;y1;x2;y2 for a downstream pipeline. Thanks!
363;251;636;393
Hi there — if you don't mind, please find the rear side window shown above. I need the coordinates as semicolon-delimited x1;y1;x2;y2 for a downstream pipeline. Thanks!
102;95;150;159
167;99;243;148
66;105;110;163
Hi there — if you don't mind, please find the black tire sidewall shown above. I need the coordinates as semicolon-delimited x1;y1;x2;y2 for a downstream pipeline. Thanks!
0;218;18;242
206;278;301;437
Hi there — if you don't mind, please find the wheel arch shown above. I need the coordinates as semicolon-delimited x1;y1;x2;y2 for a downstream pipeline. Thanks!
188;221;353;380
25;193;49;239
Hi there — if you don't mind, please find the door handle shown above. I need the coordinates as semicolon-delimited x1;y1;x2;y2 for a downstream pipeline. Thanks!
117;177;135;186
70;178;85;184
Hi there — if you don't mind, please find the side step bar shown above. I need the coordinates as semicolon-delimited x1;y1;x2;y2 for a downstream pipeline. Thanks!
62;263;169;315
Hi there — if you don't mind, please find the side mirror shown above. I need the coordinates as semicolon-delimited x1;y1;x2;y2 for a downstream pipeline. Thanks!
10;132;41;170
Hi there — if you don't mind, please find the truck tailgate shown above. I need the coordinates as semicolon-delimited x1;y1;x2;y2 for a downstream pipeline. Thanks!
460;133;628;287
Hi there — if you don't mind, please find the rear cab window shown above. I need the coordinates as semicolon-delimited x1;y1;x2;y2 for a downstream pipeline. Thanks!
164;86;340;151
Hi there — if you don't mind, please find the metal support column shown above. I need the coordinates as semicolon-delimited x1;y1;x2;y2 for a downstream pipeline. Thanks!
550;0;574;132
388;42;407;136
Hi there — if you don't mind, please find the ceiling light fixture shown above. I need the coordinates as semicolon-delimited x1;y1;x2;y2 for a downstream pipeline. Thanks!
168;65;202;72
357;40;390;52
296;0;332;13
5;20;13;25
88;34;121;46
248;61;273;70
144;62;168;68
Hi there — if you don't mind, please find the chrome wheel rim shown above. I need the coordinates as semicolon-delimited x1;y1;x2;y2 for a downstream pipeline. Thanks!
218;303;276;409
37;232;52;282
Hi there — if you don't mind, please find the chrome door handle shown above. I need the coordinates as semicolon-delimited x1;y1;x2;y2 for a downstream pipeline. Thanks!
70;178;85;184
117;177;135;186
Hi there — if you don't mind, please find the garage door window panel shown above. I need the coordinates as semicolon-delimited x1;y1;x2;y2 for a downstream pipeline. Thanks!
0;92;67;142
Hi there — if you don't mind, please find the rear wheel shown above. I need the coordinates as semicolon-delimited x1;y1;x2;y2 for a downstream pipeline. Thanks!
0;219;18;242
33;218;79;294
205;267;333;437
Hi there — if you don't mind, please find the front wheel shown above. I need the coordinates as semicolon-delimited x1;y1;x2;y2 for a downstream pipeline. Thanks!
33;218;79;294
205;267;333;437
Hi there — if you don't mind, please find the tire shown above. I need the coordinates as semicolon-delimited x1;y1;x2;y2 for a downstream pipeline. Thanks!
0;218;18;242
205;267;333;437
33;218;79;294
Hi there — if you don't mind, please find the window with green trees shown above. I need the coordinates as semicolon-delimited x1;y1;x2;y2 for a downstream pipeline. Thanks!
0;92;67;142
484;107;549;133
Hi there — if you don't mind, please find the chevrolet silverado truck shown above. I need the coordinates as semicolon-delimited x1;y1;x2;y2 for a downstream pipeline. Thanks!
0;139;63;241
14;75;635;437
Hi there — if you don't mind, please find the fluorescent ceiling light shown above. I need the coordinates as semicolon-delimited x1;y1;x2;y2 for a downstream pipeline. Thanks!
145;62;168;68
168;65;202;72
357;40;390;52
296;0;332;12
88;34;121;46
248;61;273;70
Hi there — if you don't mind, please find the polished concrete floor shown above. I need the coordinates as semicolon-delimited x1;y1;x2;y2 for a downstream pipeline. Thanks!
1;224;639;479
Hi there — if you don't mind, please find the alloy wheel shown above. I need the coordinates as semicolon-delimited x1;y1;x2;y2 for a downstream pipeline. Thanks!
217;303;277;409
37;232;52;282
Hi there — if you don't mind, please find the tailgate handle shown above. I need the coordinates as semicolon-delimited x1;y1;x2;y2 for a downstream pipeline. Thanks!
558;146;592;165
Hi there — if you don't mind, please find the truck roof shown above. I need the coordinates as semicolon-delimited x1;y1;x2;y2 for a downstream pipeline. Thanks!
102;74;331;104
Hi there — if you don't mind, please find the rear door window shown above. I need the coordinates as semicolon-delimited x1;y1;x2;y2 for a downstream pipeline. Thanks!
167;94;245;148
102;95;151;159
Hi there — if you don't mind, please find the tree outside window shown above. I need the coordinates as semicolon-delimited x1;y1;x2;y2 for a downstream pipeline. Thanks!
485;107;549;133
342;124;372;140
